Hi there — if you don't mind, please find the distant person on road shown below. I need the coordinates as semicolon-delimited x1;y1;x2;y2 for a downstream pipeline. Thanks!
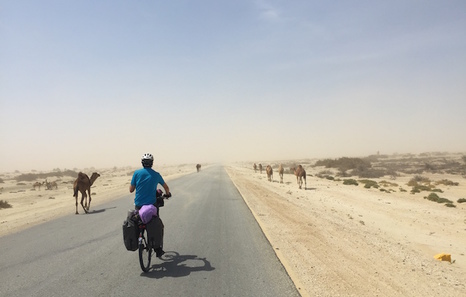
129;153;171;257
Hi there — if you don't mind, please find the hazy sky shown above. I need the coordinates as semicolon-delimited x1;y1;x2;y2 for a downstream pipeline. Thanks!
1;1;465;172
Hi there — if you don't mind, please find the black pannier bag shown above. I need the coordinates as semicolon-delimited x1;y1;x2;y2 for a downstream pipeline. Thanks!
122;211;139;251
145;216;164;250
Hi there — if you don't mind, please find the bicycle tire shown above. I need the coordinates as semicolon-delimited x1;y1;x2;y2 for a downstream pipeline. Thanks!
138;231;152;272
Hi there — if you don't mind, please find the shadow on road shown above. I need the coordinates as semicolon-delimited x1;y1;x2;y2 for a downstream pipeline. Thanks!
86;206;117;214
141;251;215;279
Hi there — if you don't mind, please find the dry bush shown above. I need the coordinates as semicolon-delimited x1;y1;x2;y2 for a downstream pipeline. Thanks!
0;200;12;209
435;179;459;186
16;170;78;182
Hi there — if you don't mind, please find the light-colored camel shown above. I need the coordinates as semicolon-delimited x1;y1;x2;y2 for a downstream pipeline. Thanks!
259;163;263;174
33;181;43;190
73;172;100;214
278;164;284;183
266;165;273;182
294;165;307;189
196;164;201;172
44;180;57;190
253;163;257;173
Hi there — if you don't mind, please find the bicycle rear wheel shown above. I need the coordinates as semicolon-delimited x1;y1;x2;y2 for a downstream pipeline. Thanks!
138;232;152;272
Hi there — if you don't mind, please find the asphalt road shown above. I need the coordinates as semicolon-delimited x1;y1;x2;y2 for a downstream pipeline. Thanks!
0;165;300;297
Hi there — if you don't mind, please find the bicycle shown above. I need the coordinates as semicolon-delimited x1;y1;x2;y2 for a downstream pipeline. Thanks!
136;193;169;273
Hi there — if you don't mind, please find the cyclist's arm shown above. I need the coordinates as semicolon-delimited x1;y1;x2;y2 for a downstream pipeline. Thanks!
162;182;170;195
129;184;135;193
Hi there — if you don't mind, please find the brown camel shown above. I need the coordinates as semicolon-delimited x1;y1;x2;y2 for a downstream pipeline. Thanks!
33;181;43;190
196;164;201;172
259;163;263;174
253;163;257;173
45;180;57;190
294;165;307;189
266;165;273;182
278;164;284;183
73;172;100;214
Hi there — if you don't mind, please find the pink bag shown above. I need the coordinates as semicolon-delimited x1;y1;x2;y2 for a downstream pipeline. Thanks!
139;205;157;224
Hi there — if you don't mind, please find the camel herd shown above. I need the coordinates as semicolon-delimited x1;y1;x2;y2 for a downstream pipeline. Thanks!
32;180;58;190
253;163;307;189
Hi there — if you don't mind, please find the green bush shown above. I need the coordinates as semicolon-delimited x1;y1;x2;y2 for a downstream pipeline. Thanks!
445;203;456;208
424;193;453;204
343;179;358;186
457;198;466;203
359;180;379;189
411;184;434;194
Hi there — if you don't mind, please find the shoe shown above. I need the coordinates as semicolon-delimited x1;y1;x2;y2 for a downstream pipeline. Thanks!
155;247;165;258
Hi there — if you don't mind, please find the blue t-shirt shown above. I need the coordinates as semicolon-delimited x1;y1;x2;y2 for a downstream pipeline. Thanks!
131;167;165;207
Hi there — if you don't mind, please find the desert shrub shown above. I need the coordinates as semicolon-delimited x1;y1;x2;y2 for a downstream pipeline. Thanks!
0;178;4;183
359;180;379;189
435;179;459;186
379;188;391;193
424;193;453;204
343;179;358;186
410;184;434;194
16;170;78;182
399;187;407;192
315;157;371;172
457;198;466;203
336;170;352;177
445;203;456;208
318;170;333;175
408;176;431;186
379;180;398;187
316;171;334;180
0;200;12;209
352;168;389;178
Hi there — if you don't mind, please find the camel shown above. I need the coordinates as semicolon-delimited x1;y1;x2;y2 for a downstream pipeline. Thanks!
73;172;100;214
278;164;284;183
196;164;201;172
33;181;43;190
266;165;273;182
259;163;263;174
44;180;57;190
253;163;257;173
294;165;307;189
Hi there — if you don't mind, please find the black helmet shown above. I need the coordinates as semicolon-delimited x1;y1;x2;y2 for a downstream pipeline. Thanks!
141;153;154;168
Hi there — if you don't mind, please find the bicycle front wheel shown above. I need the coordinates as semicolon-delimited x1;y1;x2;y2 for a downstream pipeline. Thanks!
138;233;152;272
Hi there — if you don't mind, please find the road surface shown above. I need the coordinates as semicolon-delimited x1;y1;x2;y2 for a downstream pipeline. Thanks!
0;165;300;297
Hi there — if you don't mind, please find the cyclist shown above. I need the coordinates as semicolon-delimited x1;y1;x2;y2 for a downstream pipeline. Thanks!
129;153;171;257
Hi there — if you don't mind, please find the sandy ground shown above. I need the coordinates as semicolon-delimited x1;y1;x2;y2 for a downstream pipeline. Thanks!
1;161;466;296
225;163;466;297
0;164;197;237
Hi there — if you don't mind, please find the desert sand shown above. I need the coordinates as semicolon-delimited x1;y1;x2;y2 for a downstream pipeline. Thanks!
1;156;466;296
0;164;196;236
